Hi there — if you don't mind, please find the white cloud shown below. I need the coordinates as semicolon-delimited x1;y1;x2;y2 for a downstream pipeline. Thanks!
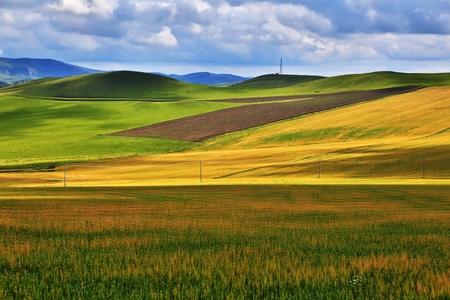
209;2;333;45
48;0;117;17
48;0;89;15
2;0;450;75
192;0;211;13
188;22;202;34
0;9;15;24
133;26;178;47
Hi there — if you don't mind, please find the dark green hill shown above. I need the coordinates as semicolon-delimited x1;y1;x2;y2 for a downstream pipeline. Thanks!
234;74;324;89
15;71;193;99
8;70;450;100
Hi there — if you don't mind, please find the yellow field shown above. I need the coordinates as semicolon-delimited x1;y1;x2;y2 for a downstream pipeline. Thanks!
207;86;450;149
1;185;449;298
1;86;449;298
1;87;449;187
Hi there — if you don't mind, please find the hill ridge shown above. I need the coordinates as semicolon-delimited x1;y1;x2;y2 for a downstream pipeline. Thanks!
4;69;450;101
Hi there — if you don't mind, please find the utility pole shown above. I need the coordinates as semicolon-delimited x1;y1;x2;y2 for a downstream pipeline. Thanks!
422;157;425;179
318;158;321;178
279;57;283;74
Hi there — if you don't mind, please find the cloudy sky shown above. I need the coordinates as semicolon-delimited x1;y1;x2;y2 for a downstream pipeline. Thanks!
1;0;450;76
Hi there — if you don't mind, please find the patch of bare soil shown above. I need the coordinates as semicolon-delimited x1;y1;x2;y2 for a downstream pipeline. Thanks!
110;86;421;142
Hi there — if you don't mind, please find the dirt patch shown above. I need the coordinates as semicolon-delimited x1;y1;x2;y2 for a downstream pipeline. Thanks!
110;86;421;142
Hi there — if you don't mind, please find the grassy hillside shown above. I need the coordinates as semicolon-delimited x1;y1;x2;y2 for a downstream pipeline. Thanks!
6;71;291;100
8;86;447;185
0;95;239;168
55;85;443;184
233;74;324;89
290;71;450;94
1;70;450;179
199;86;450;149
181;86;450;179
4;70;450;101
13;71;193;99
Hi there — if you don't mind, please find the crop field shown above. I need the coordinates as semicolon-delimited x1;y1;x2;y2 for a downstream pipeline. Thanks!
112;86;418;142
1;185;449;299
3;86;442;187
1;85;449;186
1;71;449;298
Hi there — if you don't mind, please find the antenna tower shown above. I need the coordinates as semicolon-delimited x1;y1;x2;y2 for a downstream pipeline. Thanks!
279;57;283;74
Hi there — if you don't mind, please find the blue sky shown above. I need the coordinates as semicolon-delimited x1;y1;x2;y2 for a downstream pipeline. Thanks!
1;0;450;76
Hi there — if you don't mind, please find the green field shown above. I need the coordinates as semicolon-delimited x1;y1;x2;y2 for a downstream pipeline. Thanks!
1;185;449;299
1;70;450;172
1;70;449;298
0;94;240;167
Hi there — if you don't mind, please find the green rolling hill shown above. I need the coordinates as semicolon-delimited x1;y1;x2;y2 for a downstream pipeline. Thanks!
289;71;450;93
232;74;325;89
4;70;450;100
13;71;194;100
1;69;450;170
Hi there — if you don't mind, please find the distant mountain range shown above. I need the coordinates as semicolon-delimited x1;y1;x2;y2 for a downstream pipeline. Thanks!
0;57;250;86
165;72;251;86
0;57;100;84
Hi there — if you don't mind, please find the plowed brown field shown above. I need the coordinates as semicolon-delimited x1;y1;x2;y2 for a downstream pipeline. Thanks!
111;86;420;142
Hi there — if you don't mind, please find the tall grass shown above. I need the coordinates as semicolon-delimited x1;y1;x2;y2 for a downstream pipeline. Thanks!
1;185;449;299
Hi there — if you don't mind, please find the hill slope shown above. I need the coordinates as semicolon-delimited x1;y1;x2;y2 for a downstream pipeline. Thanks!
291;71;450;93
234;74;325;89
112;87;417;142
6;70;450;100
200;86;450;150
13;71;196;99
44;86;450;183
189;86;450;178
1;70;449;181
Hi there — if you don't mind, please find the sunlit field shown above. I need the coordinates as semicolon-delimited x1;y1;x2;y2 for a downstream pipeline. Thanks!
1;185;449;299
3;87;448;187
1;72;449;298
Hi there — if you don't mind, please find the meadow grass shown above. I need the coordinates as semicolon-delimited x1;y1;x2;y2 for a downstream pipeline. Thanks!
1;86;449;184
0;95;239;168
288;71;450;94
0;185;449;299
2;76;449;172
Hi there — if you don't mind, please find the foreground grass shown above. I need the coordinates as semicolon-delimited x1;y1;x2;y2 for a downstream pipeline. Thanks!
1;185;449;299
